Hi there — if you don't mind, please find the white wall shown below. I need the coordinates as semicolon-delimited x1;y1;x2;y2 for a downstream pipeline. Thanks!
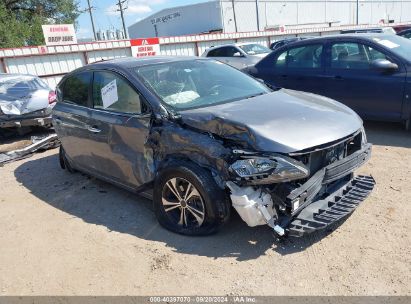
128;1;223;38
223;0;411;33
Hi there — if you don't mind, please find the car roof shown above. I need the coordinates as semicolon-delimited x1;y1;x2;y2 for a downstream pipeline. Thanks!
90;56;200;69
60;56;213;82
206;42;264;51
273;33;395;46
0;73;38;79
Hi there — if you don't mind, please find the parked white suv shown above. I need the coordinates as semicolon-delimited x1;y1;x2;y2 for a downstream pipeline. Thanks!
201;43;271;69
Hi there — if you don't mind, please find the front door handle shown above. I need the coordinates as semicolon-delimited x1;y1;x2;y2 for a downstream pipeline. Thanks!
87;125;101;133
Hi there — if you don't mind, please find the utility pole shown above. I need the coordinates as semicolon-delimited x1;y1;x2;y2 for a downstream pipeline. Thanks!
231;0;238;32
255;0;260;31
117;0;128;39
86;0;97;40
356;0;359;25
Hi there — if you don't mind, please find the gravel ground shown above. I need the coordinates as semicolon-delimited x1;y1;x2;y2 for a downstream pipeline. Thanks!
0;121;410;296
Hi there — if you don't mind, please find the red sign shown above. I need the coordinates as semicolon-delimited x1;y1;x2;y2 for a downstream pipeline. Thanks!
130;38;160;58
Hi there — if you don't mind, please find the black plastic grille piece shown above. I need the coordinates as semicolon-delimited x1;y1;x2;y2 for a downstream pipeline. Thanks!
287;175;375;237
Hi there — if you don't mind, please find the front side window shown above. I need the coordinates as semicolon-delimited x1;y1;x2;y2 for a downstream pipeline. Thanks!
331;42;390;69
62;72;91;106
274;44;323;69
92;71;143;114
134;60;271;111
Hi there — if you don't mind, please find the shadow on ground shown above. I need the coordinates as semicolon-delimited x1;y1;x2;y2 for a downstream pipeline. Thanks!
14;153;344;261
364;121;411;148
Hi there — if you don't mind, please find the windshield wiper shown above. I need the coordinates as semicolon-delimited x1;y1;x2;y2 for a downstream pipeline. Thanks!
244;92;266;99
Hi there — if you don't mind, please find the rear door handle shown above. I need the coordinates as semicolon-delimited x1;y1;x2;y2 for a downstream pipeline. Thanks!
87;125;101;133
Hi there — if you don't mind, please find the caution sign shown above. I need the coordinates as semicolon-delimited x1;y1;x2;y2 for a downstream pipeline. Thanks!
42;24;77;46
130;38;160;58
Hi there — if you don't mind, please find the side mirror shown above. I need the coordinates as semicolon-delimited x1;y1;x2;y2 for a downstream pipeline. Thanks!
233;52;244;57
370;59;398;73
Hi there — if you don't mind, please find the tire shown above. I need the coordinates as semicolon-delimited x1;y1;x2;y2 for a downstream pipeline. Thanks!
153;161;230;236
59;146;75;173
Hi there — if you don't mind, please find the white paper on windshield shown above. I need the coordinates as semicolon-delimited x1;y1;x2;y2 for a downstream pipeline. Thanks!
374;39;400;49
101;79;118;108
164;91;200;105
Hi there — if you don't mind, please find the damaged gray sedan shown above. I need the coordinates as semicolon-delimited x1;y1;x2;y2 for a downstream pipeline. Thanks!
53;57;375;237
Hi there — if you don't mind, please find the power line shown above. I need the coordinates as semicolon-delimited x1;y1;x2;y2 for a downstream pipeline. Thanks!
116;0;128;39
86;0;97;40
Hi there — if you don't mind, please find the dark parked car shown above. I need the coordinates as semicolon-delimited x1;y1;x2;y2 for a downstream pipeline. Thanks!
53;57;374;237
270;37;314;50
0;74;56;130
245;34;411;129
398;29;411;40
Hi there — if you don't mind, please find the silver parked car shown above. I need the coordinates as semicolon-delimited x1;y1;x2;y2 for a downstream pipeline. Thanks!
0;74;56;129
53;57;375;237
201;43;271;69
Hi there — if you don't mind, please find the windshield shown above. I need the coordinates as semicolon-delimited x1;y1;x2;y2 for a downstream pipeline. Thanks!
238;44;271;55
372;35;411;62
134;60;271;110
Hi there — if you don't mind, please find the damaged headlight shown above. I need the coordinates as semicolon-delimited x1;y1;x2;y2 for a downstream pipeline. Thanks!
230;156;309;182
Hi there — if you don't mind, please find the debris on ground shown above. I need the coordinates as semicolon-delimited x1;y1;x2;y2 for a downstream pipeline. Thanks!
0;133;59;165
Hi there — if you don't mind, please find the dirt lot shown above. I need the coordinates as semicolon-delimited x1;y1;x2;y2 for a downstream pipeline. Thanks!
0;122;410;296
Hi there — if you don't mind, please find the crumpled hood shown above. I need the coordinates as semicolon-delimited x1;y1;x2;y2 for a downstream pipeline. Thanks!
179;89;363;153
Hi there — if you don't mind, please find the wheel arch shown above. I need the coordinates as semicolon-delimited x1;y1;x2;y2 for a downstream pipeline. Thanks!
155;154;226;189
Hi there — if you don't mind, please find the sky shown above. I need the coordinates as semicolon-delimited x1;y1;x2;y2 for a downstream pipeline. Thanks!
76;0;207;39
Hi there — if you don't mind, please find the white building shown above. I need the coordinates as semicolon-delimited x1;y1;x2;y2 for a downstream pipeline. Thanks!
128;0;411;38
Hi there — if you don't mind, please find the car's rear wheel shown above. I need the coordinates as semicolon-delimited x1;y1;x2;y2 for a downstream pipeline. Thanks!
153;161;230;235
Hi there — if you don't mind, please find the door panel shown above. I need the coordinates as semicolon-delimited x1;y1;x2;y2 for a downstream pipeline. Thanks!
323;41;406;120
54;71;95;171
88;70;153;188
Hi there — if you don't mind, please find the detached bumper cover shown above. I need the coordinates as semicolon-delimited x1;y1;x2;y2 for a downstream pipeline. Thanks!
287;175;375;237
281;143;374;237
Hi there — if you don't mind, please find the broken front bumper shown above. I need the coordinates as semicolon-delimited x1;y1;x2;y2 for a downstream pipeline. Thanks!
282;143;375;236
286;175;375;236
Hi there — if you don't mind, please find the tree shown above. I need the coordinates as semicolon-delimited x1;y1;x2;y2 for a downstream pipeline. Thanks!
0;0;80;48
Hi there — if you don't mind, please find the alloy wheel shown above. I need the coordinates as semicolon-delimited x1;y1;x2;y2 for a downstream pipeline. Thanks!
161;177;205;228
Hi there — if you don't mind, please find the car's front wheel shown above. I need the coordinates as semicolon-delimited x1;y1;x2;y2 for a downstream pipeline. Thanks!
153;161;230;235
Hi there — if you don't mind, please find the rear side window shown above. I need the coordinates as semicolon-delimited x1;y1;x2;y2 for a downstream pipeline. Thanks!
92;71;144;114
62;72;91;106
274;44;323;69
